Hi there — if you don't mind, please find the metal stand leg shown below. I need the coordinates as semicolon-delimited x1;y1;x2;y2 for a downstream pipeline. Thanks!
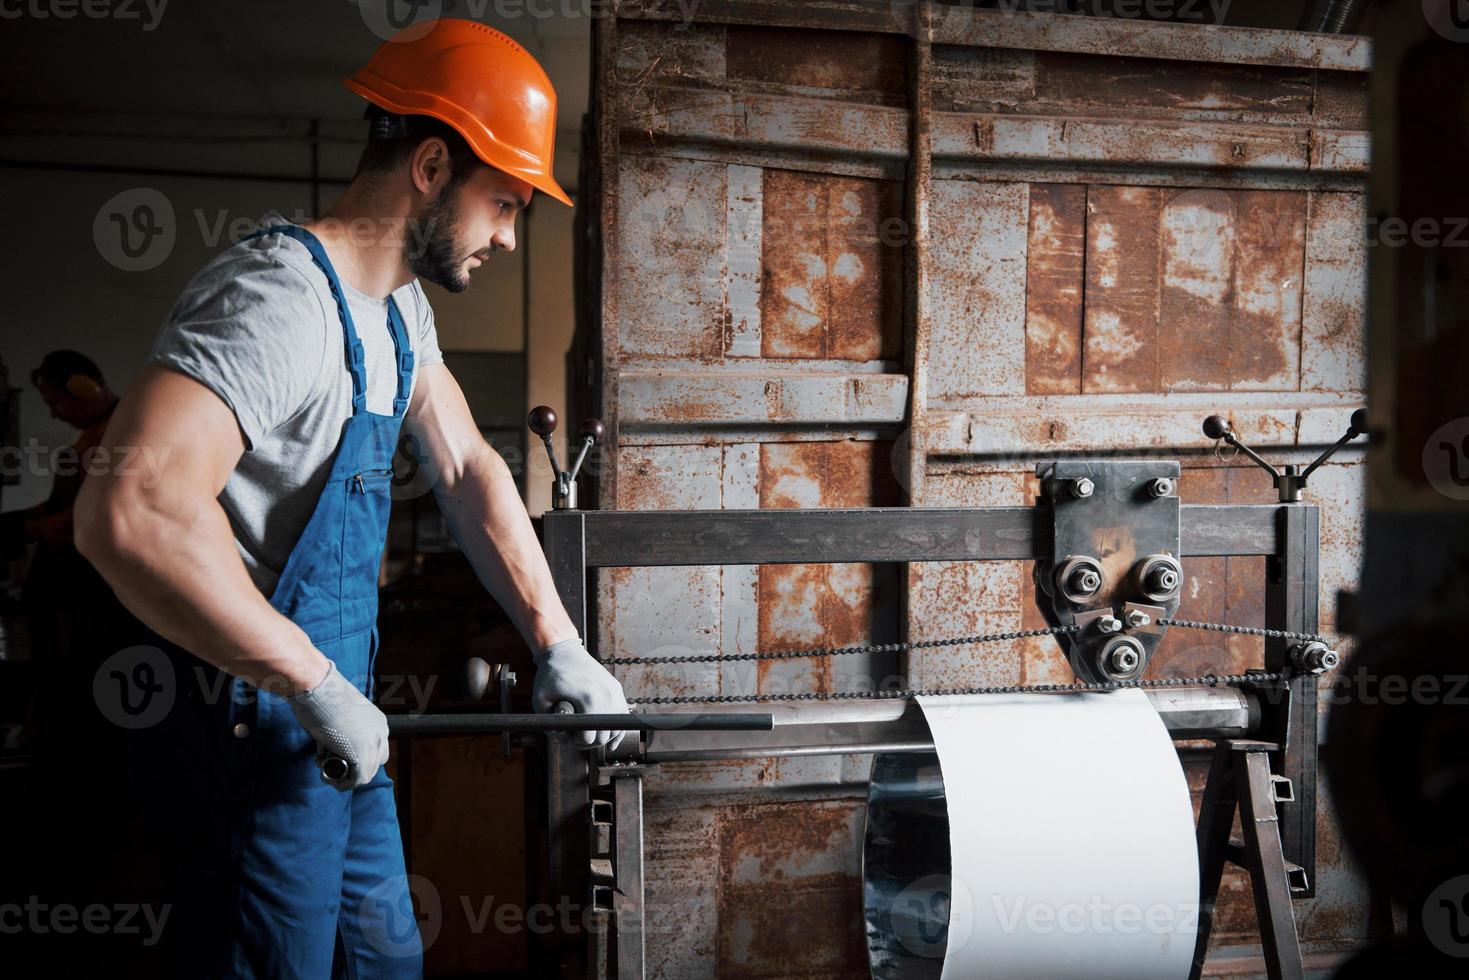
611;773;646;979
590;765;650;980
1190;740;1305;980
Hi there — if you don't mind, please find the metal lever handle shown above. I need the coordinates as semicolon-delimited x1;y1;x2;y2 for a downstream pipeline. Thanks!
1203;410;1367;503
321;705;774;778
1299;408;1368;482
528;406;605;510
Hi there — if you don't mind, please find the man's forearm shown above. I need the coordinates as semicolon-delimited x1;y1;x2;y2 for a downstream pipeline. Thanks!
433;443;578;652
76;484;329;695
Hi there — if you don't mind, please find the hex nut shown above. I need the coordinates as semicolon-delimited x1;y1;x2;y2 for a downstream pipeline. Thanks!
1125;609;1151;629
1071;477;1095;499
1097;616;1123;635
1148;477;1174;498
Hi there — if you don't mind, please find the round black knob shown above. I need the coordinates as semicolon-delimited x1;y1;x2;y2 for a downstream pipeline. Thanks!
581;418;606;445
1350;408;1368;435
527;405;558;437
1202;415;1230;440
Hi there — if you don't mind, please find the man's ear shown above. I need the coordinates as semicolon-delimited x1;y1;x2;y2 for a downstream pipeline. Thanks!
409;137;451;195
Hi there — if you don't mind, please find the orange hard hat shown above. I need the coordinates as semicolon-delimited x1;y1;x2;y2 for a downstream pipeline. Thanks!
345;19;572;206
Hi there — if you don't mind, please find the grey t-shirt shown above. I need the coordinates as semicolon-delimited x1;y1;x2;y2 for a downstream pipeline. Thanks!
152;212;443;595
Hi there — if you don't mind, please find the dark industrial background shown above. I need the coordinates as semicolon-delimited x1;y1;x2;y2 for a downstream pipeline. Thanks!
2;1;1463;978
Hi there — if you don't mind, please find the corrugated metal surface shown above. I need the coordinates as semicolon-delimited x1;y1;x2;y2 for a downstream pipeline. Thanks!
589;2;1369;973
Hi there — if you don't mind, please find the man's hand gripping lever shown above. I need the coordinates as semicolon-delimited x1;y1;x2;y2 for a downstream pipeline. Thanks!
290;661;390;790
533;637;630;751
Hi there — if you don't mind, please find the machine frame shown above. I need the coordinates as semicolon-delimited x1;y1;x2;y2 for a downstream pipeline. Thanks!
532;499;1321;979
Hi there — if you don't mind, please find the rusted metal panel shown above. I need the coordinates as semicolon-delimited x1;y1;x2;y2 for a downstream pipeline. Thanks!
625;84;909;160
906;466;1029;688
617;156;727;359
1158;188;1306;391
1302;192;1367;393
726;24;907;100
757;441;900;698
716;800;866;978
926;179;1029;404
619;1;1371;73
759;169;904;361
616;21;728;83
1084;185;1164;393
644;806;720;979
1028;52;1317;122
1025;183;1085;395
1229;190;1307;389
948;115;1314;171
1084;186;1307;394
725;164;764;357
618;371;909;428
924;7;1371;72
925;402;1356;456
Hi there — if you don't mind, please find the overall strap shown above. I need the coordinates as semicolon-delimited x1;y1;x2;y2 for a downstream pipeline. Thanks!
385;297;415;418
246;224;370;414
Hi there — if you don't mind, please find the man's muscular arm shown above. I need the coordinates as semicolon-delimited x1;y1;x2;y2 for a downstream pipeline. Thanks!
407;363;626;747
74;365;329;695
407;362;577;650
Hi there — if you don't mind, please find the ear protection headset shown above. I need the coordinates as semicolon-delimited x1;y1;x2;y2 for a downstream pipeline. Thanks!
65;374;104;402
32;351;106;402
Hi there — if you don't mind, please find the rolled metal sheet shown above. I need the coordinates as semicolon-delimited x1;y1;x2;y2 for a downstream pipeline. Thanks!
864;690;1199;979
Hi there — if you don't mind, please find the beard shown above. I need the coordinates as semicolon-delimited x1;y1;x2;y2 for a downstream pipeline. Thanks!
404;179;474;293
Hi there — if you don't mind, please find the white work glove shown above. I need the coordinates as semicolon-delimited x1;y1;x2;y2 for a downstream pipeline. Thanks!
532;638;629;751
287;660;390;790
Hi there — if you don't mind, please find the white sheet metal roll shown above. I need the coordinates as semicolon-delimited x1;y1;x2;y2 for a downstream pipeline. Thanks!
864;689;1200;979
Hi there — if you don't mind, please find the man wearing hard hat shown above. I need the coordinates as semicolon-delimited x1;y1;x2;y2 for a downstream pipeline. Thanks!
76;20;626;977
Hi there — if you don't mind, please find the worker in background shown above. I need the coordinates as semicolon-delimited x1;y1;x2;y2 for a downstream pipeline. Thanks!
1;350;138;760
75;20;627;978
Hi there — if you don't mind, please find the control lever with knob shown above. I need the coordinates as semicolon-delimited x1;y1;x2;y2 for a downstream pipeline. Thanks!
1202;409;1367;503
528;406;606;510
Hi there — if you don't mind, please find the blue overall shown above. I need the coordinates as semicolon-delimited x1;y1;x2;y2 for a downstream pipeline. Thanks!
134;225;422;978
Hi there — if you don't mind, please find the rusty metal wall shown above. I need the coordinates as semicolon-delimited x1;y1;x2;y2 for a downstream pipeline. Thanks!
588;2;1370;974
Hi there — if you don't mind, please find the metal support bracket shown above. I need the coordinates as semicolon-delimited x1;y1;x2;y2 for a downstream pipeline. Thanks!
1035;460;1182;683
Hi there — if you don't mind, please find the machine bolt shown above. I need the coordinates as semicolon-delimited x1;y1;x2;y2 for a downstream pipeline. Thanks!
1069;567;1102;598
1146;566;1179;595
1096;616;1123;635
1102;637;1144;676
1124;609;1151;629
1291;641;1340;674
1070;477;1095;499
1109;647;1140;673
1148;477;1174;498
